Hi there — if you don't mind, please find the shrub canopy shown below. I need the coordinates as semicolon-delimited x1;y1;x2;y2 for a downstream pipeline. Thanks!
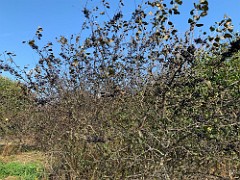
0;0;239;179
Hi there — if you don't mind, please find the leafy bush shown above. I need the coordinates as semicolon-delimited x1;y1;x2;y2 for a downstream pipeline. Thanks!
0;0;240;179
0;77;23;136
0;77;23;117
0;76;34;148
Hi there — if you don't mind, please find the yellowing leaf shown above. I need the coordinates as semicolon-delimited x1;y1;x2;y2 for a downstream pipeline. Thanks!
72;59;79;67
207;126;212;132
28;40;35;46
59;36;68;44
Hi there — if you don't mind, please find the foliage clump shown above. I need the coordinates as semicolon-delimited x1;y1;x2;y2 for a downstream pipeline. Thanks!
0;76;31;138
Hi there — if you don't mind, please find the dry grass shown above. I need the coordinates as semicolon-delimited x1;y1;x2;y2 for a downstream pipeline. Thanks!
0;151;45;164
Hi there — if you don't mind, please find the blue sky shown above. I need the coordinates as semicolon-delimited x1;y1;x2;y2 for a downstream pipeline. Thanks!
0;0;239;78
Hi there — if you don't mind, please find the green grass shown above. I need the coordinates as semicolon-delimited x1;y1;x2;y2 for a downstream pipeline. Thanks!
0;161;44;180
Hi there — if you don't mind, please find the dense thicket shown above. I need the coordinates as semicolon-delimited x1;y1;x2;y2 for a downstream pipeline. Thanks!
0;0;239;179
0;77;31;138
